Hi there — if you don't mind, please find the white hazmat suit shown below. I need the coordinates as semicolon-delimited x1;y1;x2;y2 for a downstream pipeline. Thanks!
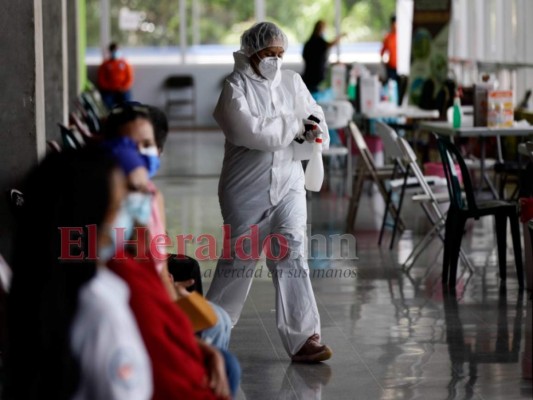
206;33;330;357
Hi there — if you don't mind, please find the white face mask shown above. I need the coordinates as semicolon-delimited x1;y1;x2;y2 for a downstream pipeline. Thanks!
124;192;152;226
98;205;134;263
258;56;282;82
138;146;160;178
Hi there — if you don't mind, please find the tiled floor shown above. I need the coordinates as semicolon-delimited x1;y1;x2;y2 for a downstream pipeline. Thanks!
156;131;533;400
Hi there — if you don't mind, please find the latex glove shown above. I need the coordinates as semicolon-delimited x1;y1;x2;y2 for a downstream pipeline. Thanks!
294;114;322;143
302;118;323;143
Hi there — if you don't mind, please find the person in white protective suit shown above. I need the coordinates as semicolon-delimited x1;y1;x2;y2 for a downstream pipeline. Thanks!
206;22;333;363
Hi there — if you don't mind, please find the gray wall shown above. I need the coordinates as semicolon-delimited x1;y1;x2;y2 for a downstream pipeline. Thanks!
0;0;47;261
67;0;79;110
43;0;67;142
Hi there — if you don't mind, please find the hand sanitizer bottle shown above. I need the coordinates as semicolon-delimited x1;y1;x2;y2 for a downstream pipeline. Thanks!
453;91;462;129
304;137;324;192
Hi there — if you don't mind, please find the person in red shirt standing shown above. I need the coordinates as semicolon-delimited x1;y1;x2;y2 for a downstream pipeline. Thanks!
380;15;397;83
98;42;134;109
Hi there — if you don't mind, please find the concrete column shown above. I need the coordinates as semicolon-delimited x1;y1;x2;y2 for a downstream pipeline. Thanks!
67;0;79;109
255;0;265;22
43;0;68;142
0;0;46;261
100;0;111;56
179;0;187;62
334;0;341;61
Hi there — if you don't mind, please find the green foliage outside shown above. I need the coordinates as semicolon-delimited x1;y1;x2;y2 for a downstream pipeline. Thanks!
86;0;396;48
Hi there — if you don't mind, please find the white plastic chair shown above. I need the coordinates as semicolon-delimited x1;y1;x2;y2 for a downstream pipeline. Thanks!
346;121;405;232
374;121;447;248
396;136;473;272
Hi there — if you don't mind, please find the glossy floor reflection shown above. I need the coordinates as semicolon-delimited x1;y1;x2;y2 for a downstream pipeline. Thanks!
157;131;533;400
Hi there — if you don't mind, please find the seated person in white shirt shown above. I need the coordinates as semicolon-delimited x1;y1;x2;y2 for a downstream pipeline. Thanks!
6;147;152;400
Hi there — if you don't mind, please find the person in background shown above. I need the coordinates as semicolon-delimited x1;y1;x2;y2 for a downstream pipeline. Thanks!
6;148;152;400
208;21;333;363
419;53;455;119
97;43;134;109
302;20;345;93
380;15;397;83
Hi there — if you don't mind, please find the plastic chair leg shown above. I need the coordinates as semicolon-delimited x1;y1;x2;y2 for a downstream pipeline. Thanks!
509;213;524;288
495;213;508;282
346;168;365;231
448;216;465;289
390;168;410;249
442;212;456;286
378;189;392;246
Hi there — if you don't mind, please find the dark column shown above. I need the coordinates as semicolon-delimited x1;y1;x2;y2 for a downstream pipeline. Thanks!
67;0;79;110
43;0;68;142
0;0;47;261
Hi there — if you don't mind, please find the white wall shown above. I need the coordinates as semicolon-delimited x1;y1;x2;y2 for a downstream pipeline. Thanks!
448;0;533;100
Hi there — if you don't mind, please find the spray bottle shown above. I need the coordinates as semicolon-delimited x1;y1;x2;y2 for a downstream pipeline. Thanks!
305;135;324;192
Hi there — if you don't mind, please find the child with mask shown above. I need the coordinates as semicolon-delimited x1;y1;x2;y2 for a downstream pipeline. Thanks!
100;110;241;398
102;103;234;351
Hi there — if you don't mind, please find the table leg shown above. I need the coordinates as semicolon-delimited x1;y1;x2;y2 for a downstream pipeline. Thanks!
346;132;353;196
477;136;486;196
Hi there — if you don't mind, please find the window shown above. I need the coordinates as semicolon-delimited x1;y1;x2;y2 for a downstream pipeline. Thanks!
194;0;254;45
266;0;396;63
339;0;396;63
86;0;396;63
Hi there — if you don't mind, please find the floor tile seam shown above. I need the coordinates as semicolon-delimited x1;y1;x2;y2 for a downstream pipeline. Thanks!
248;296;300;399
314;292;386;391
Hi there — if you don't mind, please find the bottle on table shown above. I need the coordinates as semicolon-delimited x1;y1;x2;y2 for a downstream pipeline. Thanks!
452;90;462;128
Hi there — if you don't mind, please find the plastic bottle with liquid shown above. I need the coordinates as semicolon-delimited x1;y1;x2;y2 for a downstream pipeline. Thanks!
347;74;357;101
452;91;462;129
347;65;358;101
304;137;324;192
331;64;347;100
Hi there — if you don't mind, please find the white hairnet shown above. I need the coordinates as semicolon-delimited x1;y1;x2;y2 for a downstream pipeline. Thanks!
240;22;288;57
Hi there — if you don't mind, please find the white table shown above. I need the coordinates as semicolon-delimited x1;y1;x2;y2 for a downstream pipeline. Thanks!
419;121;533;138
364;104;440;120
420;121;533;197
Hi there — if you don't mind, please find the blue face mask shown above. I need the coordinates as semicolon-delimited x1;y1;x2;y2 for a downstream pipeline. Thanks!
139;146;160;178
98;205;134;263
125;192;152;226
